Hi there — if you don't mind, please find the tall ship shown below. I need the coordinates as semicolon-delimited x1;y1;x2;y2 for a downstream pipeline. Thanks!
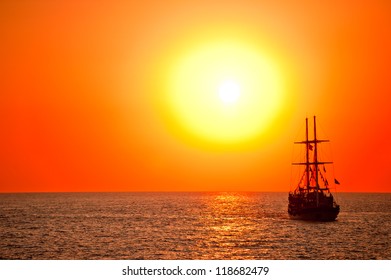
288;116;340;221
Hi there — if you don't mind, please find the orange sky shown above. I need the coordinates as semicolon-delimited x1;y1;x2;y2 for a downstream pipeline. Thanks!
1;0;390;193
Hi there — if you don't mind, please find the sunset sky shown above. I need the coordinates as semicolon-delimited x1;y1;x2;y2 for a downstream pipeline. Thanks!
1;0;390;193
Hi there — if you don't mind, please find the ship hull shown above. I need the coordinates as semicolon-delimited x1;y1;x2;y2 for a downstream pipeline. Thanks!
288;205;339;221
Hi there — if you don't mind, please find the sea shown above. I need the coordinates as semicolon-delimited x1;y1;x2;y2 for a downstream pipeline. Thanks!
0;192;390;260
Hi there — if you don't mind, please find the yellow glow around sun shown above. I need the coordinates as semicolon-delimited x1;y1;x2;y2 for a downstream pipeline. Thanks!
164;41;285;147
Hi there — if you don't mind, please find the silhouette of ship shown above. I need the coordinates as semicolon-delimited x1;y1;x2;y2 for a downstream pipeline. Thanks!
288;116;340;221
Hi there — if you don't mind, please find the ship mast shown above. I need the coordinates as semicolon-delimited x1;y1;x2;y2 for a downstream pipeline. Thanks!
293;116;333;195
305;118;310;193
314;116;319;206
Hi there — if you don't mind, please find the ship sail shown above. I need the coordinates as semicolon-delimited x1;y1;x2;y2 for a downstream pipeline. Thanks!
288;116;340;221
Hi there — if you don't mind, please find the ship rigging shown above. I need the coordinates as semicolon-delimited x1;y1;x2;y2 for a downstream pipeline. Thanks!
288;116;340;221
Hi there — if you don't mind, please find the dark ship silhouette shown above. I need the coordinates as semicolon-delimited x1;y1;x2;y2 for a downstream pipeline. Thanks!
288;116;340;221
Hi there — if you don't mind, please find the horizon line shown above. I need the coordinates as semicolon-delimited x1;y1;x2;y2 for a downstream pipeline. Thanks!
0;190;390;194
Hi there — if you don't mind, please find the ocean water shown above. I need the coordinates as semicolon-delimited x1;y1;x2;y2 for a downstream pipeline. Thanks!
0;192;390;260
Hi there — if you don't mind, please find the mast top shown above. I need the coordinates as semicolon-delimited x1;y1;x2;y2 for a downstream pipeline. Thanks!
294;116;329;144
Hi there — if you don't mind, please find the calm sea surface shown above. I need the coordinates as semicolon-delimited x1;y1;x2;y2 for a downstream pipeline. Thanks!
0;192;390;259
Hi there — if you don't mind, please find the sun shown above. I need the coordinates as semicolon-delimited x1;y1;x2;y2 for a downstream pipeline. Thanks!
218;80;241;104
162;41;286;148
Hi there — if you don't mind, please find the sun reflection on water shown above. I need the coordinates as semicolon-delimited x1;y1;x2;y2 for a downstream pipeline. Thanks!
200;192;271;259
